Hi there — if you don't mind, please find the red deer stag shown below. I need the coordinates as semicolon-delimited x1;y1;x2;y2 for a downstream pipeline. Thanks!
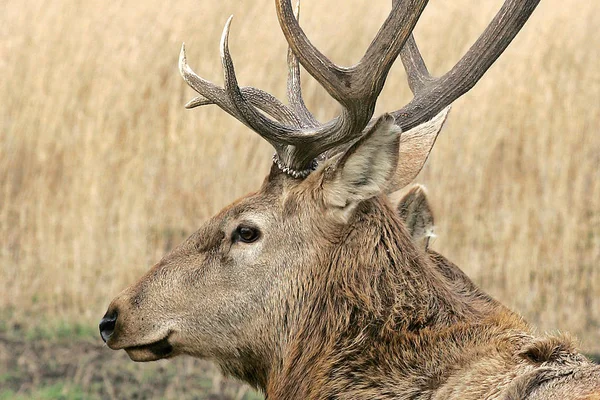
101;0;600;398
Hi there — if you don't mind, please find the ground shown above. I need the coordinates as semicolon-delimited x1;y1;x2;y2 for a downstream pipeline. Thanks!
0;330;263;400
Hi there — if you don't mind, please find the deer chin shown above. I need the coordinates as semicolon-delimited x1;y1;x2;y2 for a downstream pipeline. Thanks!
107;330;176;362
123;336;174;362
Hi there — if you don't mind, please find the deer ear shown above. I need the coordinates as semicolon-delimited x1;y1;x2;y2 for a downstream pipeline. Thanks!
322;114;401;210
386;106;451;193
396;184;435;250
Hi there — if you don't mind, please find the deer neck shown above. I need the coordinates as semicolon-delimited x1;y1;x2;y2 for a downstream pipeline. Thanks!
266;197;481;399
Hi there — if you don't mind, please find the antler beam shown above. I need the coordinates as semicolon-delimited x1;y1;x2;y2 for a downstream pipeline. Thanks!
391;0;540;131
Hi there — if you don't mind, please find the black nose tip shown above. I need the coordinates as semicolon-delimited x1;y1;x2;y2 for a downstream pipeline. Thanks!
99;310;118;343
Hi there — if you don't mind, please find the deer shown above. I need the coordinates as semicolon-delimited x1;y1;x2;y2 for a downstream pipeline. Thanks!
100;0;600;398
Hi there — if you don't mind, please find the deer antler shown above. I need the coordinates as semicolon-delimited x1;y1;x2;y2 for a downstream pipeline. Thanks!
180;0;540;178
285;1;319;129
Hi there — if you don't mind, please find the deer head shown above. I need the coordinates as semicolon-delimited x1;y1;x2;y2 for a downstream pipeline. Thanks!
100;0;539;394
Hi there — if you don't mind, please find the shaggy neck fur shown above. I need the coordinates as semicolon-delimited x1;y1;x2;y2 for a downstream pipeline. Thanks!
260;197;525;398
217;195;597;399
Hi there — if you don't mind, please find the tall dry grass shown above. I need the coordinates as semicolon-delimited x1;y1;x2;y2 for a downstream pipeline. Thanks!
1;0;599;351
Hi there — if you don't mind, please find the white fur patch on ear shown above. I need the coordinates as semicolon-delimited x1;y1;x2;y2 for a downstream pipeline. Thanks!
387;106;451;193
323;114;401;210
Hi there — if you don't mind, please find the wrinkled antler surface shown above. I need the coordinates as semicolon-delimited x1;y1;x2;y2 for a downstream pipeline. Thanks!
179;0;540;178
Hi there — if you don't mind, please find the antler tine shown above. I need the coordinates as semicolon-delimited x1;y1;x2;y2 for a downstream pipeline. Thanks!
399;34;432;94
286;0;319;128
180;42;302;128
179;43;245;122
353;0;429;97
275;0;347;105
185;88;301;127
182;4;318;131
277;0;428;103
391;0;431;94
390;0;541;131
218;15;316;150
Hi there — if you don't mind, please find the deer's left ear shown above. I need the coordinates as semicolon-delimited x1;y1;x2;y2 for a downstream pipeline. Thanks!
322;114;401;210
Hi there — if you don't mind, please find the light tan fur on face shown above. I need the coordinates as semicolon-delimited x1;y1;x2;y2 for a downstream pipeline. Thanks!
103;119;600;398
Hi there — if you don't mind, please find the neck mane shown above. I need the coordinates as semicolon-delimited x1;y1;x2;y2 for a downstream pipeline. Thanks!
262;197;529;398
214;195;596;400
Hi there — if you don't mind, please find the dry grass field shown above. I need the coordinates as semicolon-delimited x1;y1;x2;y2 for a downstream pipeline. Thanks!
1;0;599;396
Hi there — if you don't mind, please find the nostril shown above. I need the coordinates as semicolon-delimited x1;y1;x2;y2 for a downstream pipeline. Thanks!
99;310;118;343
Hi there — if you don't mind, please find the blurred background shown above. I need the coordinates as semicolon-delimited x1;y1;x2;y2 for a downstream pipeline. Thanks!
1;0;598;398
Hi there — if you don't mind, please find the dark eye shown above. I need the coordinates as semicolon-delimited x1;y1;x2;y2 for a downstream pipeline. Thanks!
233;226;260;243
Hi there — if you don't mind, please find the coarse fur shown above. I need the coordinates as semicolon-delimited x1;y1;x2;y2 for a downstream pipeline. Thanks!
397;184;509;315
396;186;600;399
102;119;600;399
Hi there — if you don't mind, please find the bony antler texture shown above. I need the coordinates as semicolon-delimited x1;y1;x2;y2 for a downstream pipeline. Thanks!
180;0;540;185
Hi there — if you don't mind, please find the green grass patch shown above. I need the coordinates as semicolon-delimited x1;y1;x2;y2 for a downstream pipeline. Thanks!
0;383;94;400
23;321;97;341
0;313;97;342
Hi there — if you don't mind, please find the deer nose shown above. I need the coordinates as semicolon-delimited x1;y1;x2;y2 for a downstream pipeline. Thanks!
99;310;118;343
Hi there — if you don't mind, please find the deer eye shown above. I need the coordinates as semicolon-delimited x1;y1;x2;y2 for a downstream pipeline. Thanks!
233;225;260;244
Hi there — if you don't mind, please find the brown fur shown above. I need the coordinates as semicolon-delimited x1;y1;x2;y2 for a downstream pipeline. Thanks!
397;185;510;315
102;122;599;399
394;187;600;399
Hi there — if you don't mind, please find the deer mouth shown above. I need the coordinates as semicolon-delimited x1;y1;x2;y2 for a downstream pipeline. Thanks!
123;336;174;362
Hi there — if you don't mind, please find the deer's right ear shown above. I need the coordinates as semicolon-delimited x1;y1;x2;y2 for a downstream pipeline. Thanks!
322;114;400;213
387;107;451;193
396;184;435;250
